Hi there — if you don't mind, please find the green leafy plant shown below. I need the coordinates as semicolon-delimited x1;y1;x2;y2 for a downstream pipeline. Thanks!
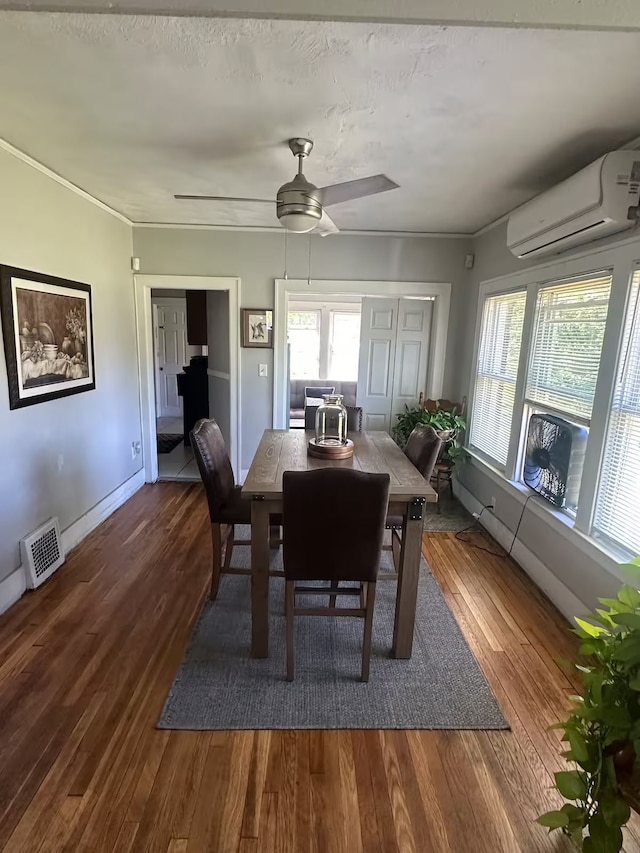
537;556;640;851
392;404;468;463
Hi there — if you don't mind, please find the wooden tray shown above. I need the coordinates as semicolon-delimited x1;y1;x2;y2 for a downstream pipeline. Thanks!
307;438;354;459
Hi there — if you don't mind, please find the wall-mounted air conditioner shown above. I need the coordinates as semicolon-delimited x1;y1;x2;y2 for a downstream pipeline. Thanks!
507;151;640;259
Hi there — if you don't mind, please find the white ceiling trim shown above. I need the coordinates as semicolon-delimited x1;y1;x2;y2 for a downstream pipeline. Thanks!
1;0;640;31
134;222;470;238
0;136;132;225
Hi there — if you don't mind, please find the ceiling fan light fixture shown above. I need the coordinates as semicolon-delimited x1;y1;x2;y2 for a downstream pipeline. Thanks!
278;211;319;233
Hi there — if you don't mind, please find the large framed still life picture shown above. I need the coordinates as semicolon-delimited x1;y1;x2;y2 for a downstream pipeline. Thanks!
0;265;96;410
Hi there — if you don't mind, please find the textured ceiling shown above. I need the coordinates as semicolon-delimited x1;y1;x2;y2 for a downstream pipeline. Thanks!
0;13;640;233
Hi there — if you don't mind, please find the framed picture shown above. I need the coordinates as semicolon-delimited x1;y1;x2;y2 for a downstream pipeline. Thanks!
0;265;95;410
241;308;273;348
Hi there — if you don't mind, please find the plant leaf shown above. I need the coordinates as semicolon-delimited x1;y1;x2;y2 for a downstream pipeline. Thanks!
600;794;631;828
574;618;607;638
554;770;588;801
536;810;570;829
610;612;640;629
617;585;640;609
588;812;624;853
567;730;589;763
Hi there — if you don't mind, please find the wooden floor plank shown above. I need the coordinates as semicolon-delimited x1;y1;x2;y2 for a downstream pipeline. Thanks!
0;482;635;852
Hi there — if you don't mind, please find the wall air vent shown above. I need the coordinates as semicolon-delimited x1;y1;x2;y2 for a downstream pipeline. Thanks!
20;518;65;589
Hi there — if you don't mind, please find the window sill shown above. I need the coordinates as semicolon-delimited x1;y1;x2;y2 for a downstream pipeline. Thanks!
462;450;632;586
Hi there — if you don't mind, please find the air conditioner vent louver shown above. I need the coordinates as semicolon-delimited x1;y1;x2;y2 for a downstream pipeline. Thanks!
20;518;64;589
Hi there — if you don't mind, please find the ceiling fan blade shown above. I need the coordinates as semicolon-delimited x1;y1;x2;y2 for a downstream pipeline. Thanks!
319;175;399;207
174;194;273;203
315;210;339;237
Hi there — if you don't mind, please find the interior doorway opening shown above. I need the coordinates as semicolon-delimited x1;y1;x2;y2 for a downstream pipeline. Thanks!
287;295;362;429
135;275;240;483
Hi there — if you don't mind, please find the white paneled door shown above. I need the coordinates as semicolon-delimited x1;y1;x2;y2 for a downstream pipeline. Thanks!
154;299;189;418
357;297;432;433
391;299;433;424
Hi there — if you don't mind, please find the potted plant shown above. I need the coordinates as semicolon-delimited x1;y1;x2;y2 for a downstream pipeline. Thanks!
537;556;640;851
392;403;467;463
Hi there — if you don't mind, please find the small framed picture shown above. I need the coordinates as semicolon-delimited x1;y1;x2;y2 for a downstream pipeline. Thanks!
241;308;273;348
0;265;96;410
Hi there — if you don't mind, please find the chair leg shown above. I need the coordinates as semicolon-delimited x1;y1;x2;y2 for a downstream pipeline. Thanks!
210;523;223;600
329;579;339;608
223;524;235;570
361;582;376;682
360;582;367;609
286;580;295;682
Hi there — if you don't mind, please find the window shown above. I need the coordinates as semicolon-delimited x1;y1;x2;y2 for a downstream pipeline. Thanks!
328;311;361;380
469;290;526;467
288;304;361;381
287;310;320;380
525;273;612;423
594;270;640;555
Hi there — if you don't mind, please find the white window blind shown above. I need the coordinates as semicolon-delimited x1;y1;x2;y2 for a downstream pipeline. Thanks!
470;290;526;467
594;271;640;555
526;273;612;423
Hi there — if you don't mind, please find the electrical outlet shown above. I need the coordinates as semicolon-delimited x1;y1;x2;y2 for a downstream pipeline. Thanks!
131;441;141;459
259;364;268;377
490;496;496;511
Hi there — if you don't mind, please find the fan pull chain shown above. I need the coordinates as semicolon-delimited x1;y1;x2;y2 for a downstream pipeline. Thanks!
307;232;312;286
283;229;288;280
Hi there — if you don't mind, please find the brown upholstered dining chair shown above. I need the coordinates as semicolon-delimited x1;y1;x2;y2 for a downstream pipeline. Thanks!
385;424;443;572
282;468;390;682
191;418;281;600
304;404;363;432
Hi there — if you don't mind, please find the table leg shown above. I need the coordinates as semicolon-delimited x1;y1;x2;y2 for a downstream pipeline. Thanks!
251;501;271;658
392;514;423;658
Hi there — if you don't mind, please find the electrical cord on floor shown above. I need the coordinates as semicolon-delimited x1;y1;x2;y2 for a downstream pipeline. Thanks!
455;505;505;556
455;493;536;558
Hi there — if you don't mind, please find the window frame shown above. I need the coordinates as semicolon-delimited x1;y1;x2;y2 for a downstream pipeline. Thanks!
468;287;528;471
466;232;640;561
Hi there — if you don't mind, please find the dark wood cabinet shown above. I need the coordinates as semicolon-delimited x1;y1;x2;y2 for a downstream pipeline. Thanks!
186;290;208;345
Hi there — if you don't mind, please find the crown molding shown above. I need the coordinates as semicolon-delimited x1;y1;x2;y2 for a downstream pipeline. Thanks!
132;221;471;238
0;137;133;226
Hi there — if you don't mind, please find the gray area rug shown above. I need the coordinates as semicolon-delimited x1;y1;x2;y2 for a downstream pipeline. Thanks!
158;533;507;731
424;496;473;532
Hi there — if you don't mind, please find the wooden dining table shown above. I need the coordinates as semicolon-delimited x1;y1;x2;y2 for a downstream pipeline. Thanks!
242;429;438;660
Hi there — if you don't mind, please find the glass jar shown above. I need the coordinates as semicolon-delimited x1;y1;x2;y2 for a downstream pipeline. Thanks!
315;394;348;446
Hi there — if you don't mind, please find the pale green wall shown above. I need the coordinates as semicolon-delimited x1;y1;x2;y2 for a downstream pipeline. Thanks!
133;228;472;468
0;149;140;584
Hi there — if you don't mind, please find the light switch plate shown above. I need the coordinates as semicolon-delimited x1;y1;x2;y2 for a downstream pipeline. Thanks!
259;364;268;377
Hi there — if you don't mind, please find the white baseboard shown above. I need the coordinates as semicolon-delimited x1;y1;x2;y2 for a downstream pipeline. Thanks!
0;566;27;616
61;469;145;554
453;479;588;623
0;468;145;616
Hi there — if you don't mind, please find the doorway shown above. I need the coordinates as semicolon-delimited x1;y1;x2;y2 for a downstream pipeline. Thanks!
275;279;451;432
287;295;362;428
135;275;241;483
152;292;206;480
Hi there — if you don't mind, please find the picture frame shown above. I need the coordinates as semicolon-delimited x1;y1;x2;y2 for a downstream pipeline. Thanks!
241;308;273;348
0;265;96;410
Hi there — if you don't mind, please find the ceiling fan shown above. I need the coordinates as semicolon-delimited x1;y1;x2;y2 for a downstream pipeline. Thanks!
174;137;400;235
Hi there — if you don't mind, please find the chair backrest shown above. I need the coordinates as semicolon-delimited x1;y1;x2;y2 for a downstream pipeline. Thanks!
404;424;443;481
190;418;235;521
304;404;363;432
283;469;390;583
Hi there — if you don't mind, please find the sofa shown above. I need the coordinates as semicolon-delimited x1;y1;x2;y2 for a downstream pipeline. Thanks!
289;379;358;422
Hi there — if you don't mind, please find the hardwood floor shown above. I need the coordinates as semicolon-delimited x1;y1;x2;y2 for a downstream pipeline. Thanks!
0;482;638;852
